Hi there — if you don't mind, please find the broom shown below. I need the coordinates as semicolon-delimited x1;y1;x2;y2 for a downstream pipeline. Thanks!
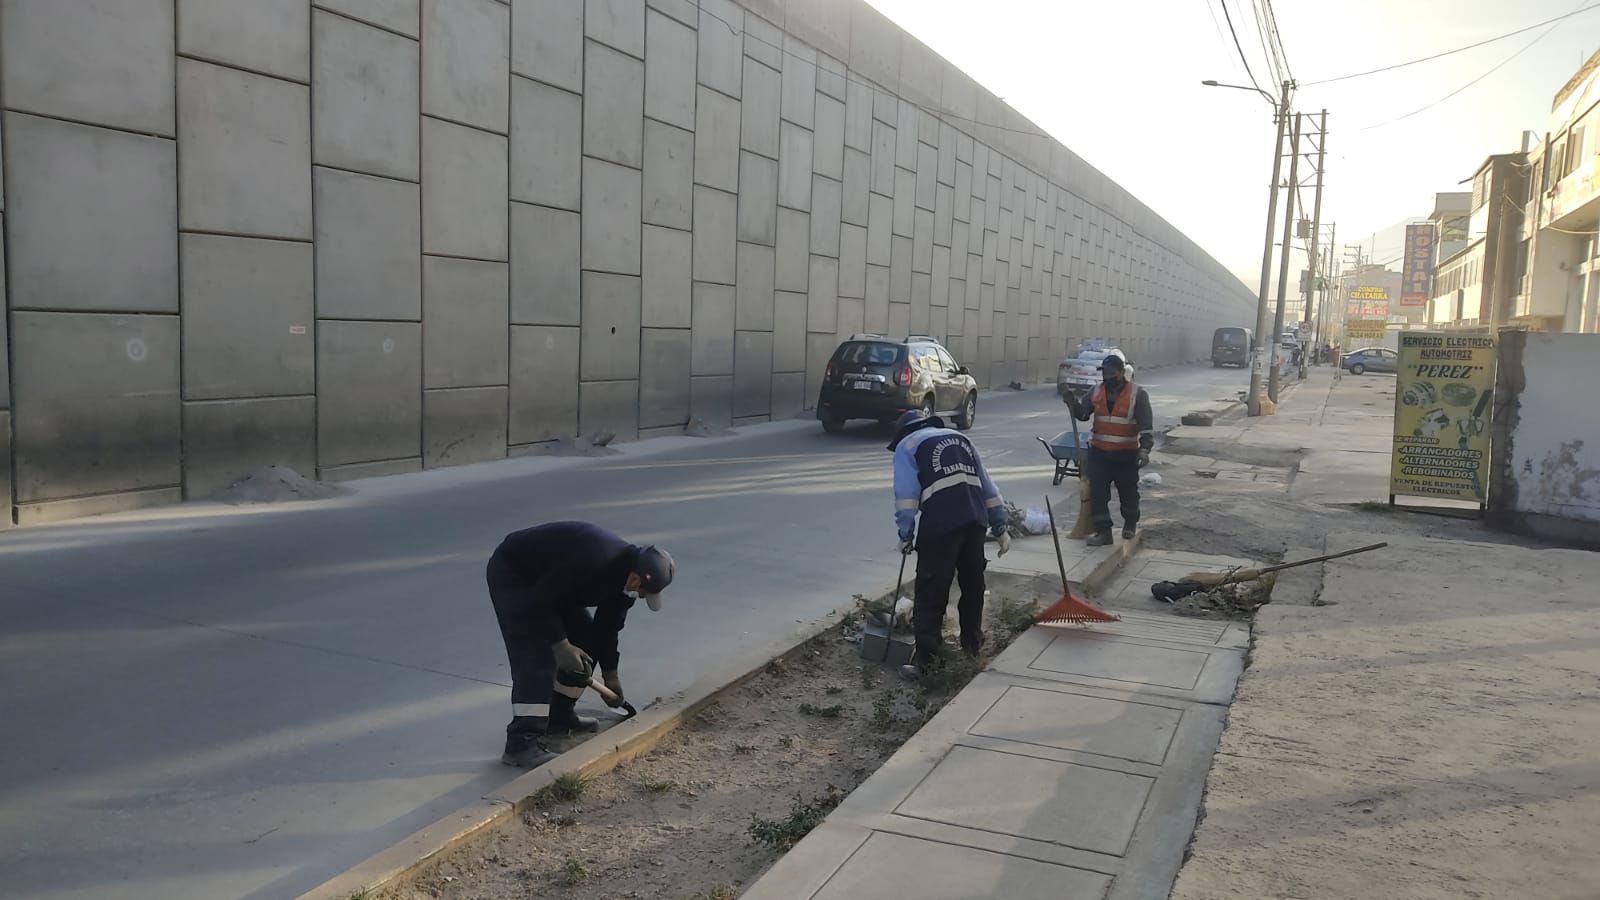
1033;496;1120;626
1066;403;1093;539
1175;542;1388;588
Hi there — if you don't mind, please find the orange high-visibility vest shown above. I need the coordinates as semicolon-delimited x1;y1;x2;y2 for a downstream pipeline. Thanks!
1089;383;1139;451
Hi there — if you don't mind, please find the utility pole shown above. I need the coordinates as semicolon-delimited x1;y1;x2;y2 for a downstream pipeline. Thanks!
1317;221;1336;361
1268;112;1303;403
1302;110;1328;335
1248;80;1295;417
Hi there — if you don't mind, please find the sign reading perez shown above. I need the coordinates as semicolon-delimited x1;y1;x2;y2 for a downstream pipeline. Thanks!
1389;332;1496;506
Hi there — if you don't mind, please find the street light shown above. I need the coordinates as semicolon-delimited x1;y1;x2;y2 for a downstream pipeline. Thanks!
1200;80;1278;106
1203;78;1295;415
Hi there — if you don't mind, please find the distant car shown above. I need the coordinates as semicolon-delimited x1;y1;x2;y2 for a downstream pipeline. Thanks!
816;334;979;433
1342;347;1398;375
1057;346;1135;402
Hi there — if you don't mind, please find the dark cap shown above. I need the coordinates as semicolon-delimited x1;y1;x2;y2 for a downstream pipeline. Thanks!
633;546;675;611
1099;354;1126;372
887;409;944;451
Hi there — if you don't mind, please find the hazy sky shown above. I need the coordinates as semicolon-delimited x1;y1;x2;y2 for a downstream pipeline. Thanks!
864;0;1599;287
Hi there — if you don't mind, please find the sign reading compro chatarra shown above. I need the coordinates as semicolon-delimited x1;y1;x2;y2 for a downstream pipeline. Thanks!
1390;332;1496;505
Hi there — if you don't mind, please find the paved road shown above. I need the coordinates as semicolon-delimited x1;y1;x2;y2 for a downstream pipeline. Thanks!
0;363;1247;900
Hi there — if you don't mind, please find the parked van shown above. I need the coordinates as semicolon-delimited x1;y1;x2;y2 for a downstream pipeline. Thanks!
1211;327;1253;367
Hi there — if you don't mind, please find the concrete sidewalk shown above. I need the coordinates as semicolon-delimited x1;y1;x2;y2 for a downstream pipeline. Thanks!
742;579;1252;899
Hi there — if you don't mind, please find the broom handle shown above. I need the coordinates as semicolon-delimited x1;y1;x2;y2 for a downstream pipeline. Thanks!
1045;496;1071;588
1251;542;1388;577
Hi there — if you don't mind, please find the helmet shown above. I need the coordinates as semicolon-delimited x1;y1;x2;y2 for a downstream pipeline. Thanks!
887;409;944;451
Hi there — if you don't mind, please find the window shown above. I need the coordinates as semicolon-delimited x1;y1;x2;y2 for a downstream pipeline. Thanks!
1566;125;1587;178
937;348;959;372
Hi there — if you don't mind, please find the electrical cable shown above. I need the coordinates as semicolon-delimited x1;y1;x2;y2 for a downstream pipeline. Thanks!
1261;0;1296;82
1218;0;1267;93
1304;2;1600;86
1353;13;1567;131
1248;0;1284;86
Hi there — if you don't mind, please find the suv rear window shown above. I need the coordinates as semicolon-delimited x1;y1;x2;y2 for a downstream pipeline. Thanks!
834;342;903;365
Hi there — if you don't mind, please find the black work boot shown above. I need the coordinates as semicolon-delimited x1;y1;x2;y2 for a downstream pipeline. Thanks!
1122;524;1137;541
900;644;952;681
1086;530;1114;547
960;632;985;658
501;732;558;768
546;697;600;735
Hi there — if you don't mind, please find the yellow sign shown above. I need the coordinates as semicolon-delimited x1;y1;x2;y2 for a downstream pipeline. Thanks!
1345;318;1388;340
1390;332;1495;504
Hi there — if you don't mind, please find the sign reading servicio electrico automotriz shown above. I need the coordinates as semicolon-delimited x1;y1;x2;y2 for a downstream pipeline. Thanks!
1390;332;1495;505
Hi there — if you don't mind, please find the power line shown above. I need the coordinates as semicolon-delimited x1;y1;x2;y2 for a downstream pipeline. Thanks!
1248;0;1283;85
1261;0;1295;82
1304;2;1600;86
1218;0;1267;93
1355;12;1567;131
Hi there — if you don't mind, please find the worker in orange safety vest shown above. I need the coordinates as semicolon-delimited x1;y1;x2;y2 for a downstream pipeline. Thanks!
1063;354;1153;546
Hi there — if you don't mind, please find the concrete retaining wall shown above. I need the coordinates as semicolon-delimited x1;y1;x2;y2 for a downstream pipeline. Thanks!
1490;331;1600;544
0;0;1254;525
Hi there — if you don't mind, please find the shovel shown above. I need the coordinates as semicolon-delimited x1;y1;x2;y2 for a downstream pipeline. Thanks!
588;675;637;720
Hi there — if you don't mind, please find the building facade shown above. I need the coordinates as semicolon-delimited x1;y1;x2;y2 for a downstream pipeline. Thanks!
0;0;1255;526
1428;151;1530;330
1516;47;1600;332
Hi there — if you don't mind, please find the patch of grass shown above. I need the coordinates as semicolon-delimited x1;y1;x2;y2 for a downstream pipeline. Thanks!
1356;500;1393;513
825;684;844;695
553;813;578;828
640;778;678;794
531;772;589;808
990;596;1040;638
749;785;846;850
859;664;879;689
765;658;788;677
558;858;588;885
798;702;845;718
346;889;371;900
690;885;740;900
872;690;899;730
733;742;756;755
777;735;794;749
917;652;982;697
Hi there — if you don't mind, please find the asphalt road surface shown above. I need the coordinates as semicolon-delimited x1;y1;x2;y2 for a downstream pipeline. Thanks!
0;363;1248;900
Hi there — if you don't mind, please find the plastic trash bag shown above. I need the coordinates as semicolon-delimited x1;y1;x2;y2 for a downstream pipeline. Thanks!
1021;506;1054;535
1140;472;1164;487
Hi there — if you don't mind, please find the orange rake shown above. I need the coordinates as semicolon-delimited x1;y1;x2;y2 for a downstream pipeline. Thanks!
1033;497;1120;626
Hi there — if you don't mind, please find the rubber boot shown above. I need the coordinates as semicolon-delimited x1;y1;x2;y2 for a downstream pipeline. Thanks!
546;696;599;735
1086;530;1114;547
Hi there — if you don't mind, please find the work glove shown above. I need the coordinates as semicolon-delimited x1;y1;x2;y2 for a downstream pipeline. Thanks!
995;531;1012;557
552;639;594;676
1138;449;1150;468
601;670;626;708
899;538;915;555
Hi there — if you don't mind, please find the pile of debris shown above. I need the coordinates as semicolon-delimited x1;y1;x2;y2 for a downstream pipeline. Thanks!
1165;581;1272;620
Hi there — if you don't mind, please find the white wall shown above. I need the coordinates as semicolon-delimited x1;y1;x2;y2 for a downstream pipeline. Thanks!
1509;333;1600;523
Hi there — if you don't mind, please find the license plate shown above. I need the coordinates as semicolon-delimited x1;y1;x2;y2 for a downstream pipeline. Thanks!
852;381;875;391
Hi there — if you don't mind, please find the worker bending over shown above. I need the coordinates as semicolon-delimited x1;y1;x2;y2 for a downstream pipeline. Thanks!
486;521;675;767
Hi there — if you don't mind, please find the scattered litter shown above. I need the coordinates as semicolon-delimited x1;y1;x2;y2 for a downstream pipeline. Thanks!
1140;472;1163;487
212;466;345;505
683;418;735;438
1007;381;1025;391
892;596;913;627
544;434;624;457
1004;501;1055;537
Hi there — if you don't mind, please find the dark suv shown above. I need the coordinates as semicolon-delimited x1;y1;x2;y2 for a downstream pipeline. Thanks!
816;334;980;434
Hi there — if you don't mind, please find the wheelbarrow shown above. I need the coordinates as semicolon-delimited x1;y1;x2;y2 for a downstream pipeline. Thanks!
1036;429;1087;486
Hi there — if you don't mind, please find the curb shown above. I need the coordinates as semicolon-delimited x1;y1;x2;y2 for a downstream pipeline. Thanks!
1081;528;1141;598
295;597;869;900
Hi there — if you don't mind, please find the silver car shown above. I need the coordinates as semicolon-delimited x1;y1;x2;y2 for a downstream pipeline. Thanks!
1056;346;1135;401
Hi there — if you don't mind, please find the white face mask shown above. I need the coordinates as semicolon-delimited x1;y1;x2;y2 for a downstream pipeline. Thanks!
625;589;641;601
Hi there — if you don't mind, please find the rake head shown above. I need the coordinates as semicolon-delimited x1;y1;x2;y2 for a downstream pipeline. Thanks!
1033;584;1120;626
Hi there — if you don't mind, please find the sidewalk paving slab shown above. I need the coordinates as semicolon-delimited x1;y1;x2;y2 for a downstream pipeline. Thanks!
742;555;1251;900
